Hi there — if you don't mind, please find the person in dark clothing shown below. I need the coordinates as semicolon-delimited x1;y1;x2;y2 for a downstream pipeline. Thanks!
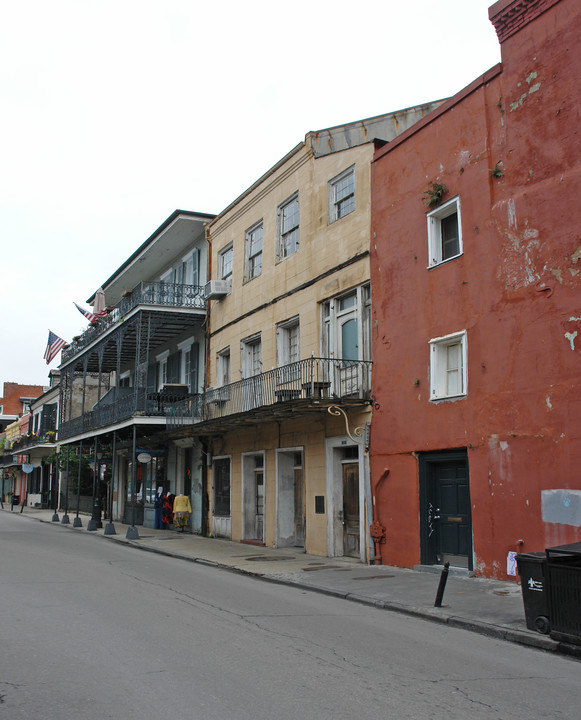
154;487;164;529
162;492;174;529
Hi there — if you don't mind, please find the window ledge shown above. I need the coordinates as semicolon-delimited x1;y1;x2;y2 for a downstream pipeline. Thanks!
430;392;467;403
328;210;355;226
427;252;464;270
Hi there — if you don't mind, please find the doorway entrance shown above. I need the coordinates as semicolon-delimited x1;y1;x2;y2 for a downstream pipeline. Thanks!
242;452;265;543
342;459;360;557
419;450;472;570
326;439;364;560
276;449;305;548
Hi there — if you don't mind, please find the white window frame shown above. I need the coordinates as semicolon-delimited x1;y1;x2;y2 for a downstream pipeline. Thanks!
276;317;300;366
219;244;233;280
180;249;200;287
156;350;170;391
244;221;263;282
276;317;300;384
178;337;195;390
328;166;355;223
427;196;462;268
119;370;131;388
321;284;371;361
277;193;300;261
429;330;467;401
217;347;231;387
241;334;262;378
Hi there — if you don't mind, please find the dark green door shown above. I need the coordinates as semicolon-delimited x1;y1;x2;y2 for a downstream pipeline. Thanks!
420;451;472;570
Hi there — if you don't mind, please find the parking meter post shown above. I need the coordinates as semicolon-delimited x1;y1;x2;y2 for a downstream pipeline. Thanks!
434;562;450;608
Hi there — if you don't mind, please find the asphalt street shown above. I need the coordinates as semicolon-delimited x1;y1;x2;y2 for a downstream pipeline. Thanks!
1;511;579;719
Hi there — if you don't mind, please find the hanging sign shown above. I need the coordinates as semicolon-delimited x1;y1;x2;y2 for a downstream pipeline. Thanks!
137;453;152;464
22;463;34;474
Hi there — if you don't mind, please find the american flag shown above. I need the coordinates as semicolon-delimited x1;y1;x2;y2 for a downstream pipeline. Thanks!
74;302;98;324
43;330;67;365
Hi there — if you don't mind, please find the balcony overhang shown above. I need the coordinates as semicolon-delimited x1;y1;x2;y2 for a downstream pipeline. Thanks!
164;395;371;440
61;304;204;373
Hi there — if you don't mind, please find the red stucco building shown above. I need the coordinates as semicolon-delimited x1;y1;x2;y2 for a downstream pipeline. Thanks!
369;0;581;578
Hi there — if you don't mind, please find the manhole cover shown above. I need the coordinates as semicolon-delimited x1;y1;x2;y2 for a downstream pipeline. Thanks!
301;565;344;571
244;556;296;561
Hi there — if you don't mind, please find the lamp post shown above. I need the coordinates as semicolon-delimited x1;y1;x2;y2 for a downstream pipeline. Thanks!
73;441;83;527
49;455;59;522
61;447;70;525
126;426;139;540
104;433;117;536
87;437;102;531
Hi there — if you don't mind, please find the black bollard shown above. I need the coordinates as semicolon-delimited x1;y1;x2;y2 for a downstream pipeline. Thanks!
434;561;450;607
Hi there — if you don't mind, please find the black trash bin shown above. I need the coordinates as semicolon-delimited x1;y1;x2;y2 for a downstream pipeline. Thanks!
516;551;551;634
545;542;581;645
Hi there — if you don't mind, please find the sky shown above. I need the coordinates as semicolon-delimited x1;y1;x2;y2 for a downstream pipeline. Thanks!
0;0;502;388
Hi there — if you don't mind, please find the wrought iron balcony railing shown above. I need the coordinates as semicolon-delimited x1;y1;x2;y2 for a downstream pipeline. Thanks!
5;432;57;452
61;281;205;362
57;358;372;440
168;357;373;429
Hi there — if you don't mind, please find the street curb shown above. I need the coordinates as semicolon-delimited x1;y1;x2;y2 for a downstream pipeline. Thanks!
11;510;581;659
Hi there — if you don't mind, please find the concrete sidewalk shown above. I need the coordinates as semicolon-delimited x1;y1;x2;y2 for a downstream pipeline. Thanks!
3;504;579;659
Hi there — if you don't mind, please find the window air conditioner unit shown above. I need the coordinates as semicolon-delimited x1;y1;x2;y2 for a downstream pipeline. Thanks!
204;280;231;300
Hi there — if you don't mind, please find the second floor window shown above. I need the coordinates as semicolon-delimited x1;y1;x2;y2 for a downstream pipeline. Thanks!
322;285;371;362
277;318;300;366
429;330;467;400
241;334;262;378
217;348;231;387
245;221;263;281
277;193;299;260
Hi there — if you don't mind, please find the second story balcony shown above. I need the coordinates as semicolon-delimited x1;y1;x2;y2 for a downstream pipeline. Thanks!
168;357;373;434
61;281;205;363
7;431;57;452
57;357;373;441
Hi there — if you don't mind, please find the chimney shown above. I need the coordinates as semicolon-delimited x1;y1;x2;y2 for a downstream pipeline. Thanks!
489;0;561;43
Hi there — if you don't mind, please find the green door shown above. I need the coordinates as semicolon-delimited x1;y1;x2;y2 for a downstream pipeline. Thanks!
420;451;472;570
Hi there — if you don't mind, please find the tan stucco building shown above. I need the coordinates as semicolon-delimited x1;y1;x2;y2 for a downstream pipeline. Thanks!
203;106;441;560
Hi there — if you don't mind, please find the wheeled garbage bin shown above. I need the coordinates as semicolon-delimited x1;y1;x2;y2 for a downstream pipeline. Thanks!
545;542;581;645
516;551;551;634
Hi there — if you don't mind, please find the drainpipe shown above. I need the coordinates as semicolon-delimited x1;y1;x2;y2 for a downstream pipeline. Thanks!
370;467;389;565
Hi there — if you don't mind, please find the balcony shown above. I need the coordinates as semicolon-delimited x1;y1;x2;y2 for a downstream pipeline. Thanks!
168;357;373;433
57;358;372;441
61;281;205;363
6;432;57;452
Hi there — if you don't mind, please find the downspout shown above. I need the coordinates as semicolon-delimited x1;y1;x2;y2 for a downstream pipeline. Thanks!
370;467;389;564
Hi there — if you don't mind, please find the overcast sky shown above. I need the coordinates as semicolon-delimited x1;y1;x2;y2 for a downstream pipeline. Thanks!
0;0;501;388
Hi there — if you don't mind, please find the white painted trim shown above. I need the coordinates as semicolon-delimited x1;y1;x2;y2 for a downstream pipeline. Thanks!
427;195;462;268
177;336;195;352
325;435;366;561
429;329;468;401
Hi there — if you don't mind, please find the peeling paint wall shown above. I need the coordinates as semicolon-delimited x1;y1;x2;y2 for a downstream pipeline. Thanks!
370;0;581;579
